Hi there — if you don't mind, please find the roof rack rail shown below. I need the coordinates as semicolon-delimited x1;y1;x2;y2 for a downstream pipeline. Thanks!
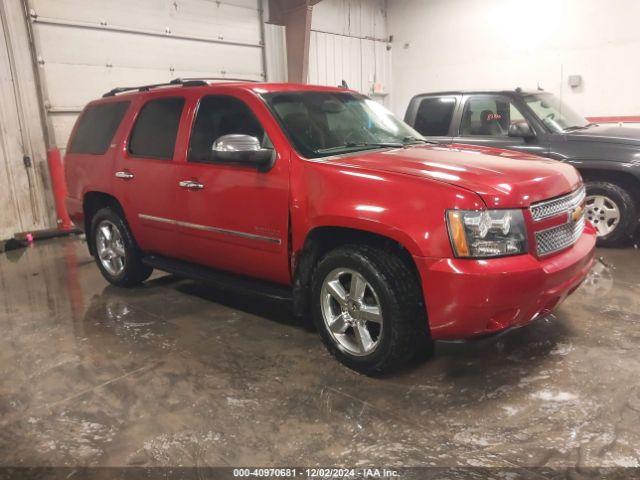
102;77;259;97
173;77;260;84
101;78;202;97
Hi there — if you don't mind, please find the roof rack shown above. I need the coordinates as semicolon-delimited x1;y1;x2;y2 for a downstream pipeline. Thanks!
175;77;260;84
102;77;259;97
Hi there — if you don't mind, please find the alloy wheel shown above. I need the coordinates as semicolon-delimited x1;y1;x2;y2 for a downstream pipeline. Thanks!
96;220;126;276
320;268;383;356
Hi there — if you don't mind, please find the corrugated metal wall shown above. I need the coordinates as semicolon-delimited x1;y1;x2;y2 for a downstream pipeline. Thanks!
263;22;287;83
27;0;267;152
309;0;390;104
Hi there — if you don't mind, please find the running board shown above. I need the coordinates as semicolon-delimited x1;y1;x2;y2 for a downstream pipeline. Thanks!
142;255;293;302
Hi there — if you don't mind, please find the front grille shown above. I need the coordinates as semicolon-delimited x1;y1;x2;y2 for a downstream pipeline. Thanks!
535;216;585;256
530;186;586;222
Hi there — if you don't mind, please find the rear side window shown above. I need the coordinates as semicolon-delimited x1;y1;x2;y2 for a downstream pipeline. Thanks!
69;102;129;155
129;97;185;159
413;97;456;136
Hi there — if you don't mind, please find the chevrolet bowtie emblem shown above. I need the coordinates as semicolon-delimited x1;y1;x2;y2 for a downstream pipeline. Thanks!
570;205;584;223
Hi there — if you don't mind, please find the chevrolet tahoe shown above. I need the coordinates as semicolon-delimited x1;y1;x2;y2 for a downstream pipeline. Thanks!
64;79;597;375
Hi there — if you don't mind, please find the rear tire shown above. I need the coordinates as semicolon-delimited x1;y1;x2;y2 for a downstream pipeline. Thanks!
584;181;637;247
311;244;432;375
90;207;152;287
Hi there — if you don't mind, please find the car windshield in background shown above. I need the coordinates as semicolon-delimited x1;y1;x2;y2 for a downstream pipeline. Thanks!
524;93;589;133
263;91;425;158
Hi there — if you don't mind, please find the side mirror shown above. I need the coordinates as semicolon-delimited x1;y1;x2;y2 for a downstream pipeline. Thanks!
211;134;274;170
508;122;535;139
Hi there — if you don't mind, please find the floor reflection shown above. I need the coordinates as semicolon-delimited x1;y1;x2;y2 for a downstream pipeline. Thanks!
1;237;639;468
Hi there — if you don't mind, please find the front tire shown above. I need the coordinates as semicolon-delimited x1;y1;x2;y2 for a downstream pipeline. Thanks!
584;181;637;247
90;208;152;287
311;245;432;375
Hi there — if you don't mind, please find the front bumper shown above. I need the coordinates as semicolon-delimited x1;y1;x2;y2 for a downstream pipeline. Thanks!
414;225;597;340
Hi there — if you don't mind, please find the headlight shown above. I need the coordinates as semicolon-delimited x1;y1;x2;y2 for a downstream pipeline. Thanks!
446;209;528;258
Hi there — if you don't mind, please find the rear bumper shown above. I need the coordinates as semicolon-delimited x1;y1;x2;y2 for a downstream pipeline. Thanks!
414;225;597;340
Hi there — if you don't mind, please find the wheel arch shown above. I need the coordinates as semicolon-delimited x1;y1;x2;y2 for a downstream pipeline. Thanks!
578;166;640;203
82;191;125;255
292;226;423;318
578;168;640;245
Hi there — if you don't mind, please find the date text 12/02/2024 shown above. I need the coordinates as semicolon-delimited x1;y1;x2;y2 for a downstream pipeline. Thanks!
232;468;400;478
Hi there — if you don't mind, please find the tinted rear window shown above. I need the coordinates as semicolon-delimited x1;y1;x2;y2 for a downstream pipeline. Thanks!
414;97;456;136
68;102;130;155
129;97;185;159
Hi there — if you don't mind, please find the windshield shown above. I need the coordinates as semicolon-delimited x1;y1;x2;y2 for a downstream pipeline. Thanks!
263;91;424;158
523;93;589;133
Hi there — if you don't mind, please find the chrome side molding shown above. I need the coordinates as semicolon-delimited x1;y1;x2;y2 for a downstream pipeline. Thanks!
138;214;281;245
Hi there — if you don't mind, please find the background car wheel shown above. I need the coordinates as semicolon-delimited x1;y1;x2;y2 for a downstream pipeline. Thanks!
90;207;153;287
584;181;637;247
311;244;432;375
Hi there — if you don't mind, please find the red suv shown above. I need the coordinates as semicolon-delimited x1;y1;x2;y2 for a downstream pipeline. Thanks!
64;79;596;374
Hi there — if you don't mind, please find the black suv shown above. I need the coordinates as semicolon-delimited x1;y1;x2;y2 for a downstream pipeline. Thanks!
405;90;640;246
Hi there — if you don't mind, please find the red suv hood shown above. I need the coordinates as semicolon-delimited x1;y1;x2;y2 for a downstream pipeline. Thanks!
330;143;581;208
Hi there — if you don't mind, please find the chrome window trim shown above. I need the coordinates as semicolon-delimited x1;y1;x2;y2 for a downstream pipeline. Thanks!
530;186;586;222
138;214;282;245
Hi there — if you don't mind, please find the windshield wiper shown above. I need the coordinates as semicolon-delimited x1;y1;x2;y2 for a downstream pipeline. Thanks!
402;136;438;145
564;123;598;132
315;142;403;154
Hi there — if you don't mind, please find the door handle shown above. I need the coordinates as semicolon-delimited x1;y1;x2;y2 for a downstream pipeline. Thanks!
179;180;204;190
115;171;134;179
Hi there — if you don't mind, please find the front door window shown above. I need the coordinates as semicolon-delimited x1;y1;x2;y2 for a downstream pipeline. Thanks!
188;95;268;163
460;96;530;137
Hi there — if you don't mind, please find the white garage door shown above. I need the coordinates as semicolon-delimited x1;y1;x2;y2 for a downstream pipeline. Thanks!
0;0;53;239
27;0;266;152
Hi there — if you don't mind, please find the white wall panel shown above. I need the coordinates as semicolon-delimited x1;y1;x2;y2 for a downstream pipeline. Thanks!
309;31;390;96
28;0;265;150
264;23;287;82
312;0;387;39
309;0;390;104
388;0;640;119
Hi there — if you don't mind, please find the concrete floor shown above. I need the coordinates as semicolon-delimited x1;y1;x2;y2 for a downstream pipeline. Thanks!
1;237;639;471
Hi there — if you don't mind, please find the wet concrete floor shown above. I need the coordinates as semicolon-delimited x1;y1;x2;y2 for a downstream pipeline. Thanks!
0;237;639;469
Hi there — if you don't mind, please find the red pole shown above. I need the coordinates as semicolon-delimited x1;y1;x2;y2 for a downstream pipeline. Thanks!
46;148;74;231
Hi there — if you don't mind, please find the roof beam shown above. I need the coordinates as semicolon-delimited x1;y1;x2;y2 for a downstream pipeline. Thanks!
268;0;320;83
